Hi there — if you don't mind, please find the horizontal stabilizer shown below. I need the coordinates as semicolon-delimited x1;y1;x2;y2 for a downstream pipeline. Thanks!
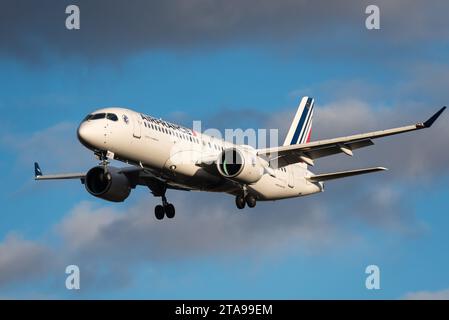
307;167;387;182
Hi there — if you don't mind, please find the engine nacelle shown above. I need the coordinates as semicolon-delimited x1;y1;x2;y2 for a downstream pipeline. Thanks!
84;166;131;202
216;148;264;184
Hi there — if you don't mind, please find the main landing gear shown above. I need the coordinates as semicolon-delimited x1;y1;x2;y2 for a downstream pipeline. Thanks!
154;195;176;220
145;176;176;221
235;186;257;210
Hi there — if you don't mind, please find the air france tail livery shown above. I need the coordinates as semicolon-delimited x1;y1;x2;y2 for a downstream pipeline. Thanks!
34;97;446;220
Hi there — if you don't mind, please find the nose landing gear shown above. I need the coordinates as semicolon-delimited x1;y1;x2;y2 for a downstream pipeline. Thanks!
95;150;110;173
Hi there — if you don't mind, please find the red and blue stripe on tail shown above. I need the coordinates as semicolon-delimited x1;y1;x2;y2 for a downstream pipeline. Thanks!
283;96;314;146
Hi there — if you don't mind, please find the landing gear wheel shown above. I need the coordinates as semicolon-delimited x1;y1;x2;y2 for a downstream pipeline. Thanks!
154;205;165;220
246;195;256;208
235;195;246;209
165;203;175;219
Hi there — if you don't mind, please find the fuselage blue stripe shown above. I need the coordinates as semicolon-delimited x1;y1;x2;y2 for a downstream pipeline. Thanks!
290;98;312;145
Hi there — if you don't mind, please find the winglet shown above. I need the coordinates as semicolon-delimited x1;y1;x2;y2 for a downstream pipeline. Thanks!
421;106;446;128
34;162;43;177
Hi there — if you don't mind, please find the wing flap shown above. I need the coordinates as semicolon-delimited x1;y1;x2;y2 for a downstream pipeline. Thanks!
307;167;387;182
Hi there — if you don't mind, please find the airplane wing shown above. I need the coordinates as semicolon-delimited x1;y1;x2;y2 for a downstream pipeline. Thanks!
34;162;192;192
257;107;446;168
307;167;387;182
34;162;85;180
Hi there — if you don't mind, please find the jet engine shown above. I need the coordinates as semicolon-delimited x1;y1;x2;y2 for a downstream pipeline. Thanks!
216;148;264;184
84;166;131;202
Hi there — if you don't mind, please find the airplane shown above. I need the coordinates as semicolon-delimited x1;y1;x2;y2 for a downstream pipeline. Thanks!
34;97;446;220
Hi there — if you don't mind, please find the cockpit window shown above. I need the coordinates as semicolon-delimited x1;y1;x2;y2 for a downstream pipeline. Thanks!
84;113;118;122
106;113;118;121
91;113;106;120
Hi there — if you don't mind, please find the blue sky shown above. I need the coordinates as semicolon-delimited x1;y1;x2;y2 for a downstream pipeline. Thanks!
0;0;448;299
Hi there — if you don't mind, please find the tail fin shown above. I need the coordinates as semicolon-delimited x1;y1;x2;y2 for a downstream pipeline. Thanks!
283;96;314;146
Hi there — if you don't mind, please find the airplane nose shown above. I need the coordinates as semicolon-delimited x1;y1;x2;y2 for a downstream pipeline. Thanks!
77;122;103;149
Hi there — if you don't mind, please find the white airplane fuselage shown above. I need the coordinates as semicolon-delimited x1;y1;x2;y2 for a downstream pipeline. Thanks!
77;107;323;201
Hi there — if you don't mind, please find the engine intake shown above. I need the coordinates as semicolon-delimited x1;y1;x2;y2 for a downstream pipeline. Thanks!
85;166;131;202
217;148;263;184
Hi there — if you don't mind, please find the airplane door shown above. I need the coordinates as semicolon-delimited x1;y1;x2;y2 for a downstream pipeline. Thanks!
132;113;141;138
287;167;295;188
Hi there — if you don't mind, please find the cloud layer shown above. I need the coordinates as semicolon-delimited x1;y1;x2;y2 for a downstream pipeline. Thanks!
0;234;53;286
2;0;449;62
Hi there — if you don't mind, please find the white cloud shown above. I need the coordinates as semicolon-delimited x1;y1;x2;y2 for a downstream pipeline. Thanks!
1;121;92;172
56;193;347;262
0;192;351;290
0;233;53;286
